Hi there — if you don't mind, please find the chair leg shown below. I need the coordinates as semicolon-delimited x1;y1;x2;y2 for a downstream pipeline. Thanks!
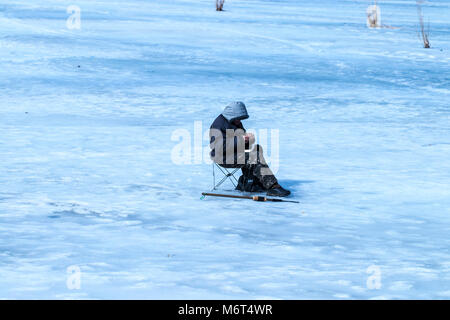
212;163;216;190
229;168;240;186
215;175;231;189
215;165;240;189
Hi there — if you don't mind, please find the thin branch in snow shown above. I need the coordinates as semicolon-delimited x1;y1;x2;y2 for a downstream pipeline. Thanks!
417;1;430;48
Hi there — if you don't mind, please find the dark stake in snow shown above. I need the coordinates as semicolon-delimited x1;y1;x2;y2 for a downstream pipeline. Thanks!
216;0;224;11
417;0;430;48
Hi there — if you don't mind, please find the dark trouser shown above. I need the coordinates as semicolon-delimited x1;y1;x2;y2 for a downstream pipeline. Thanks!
220;144;278;190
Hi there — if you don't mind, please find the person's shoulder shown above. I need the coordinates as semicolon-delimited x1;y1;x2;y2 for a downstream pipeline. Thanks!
210;114;227;129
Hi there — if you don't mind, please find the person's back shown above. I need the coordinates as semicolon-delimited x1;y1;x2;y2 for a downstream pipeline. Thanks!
209;102;248;165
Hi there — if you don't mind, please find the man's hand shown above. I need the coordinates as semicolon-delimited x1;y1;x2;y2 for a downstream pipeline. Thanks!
244;133;255;147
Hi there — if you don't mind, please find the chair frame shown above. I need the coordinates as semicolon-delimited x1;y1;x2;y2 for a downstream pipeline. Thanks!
212;163;240;190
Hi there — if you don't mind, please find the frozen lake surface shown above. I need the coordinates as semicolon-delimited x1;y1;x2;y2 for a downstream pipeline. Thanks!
1;0;449;299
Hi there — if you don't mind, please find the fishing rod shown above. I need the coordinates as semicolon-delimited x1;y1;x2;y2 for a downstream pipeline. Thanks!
201;192;299;203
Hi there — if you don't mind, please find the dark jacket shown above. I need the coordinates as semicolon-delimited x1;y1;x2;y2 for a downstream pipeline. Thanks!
210;102;249;165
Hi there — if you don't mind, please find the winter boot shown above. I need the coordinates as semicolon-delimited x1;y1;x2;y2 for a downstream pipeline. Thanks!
267;184;291;197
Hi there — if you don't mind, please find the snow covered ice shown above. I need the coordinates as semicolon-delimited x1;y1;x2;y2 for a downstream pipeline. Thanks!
0;0;449;299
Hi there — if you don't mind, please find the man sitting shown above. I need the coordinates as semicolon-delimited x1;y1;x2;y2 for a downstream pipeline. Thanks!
209;101;291;197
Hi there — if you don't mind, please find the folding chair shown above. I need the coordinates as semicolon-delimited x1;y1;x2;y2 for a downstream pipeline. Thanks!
212;163;241;190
